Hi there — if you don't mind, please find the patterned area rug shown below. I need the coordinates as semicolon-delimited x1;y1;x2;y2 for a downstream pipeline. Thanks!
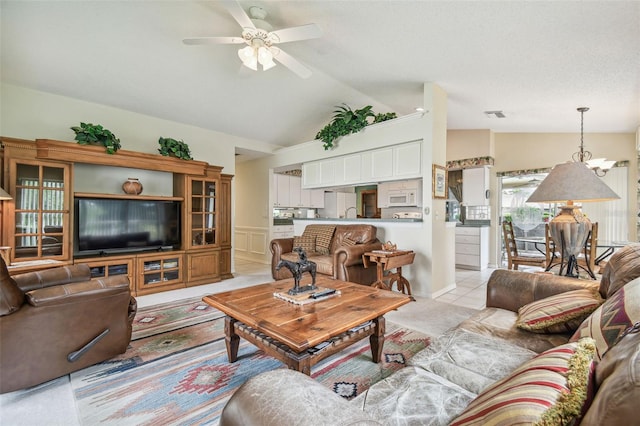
70;297;430;425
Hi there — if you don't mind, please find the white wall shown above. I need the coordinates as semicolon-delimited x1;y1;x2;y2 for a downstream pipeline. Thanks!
0;83;275;175
1;83;277;273
235;83;451;297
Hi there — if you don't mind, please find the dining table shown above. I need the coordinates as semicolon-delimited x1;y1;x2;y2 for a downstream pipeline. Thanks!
515;236;631;269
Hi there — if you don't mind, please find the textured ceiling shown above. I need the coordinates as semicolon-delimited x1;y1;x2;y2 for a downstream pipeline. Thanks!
2;1;639;152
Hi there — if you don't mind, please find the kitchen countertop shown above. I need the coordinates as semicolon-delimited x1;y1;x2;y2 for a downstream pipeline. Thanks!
293;217;423;223
456;223;491;227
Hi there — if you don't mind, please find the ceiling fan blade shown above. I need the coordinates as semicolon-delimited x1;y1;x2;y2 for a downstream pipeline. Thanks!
274;48;312;79
183;36;245;45
222;0;255;30
270;24;322;43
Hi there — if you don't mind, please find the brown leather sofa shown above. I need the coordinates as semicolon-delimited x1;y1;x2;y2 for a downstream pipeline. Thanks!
222;244;640;425
270;224;383;285
0;258;137;393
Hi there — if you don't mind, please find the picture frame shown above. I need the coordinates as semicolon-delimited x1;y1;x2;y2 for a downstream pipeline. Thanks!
432;164;448;199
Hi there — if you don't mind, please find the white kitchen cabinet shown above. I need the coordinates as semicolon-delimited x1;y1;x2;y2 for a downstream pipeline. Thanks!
322;192;357;218
301;141;423;189
342;153;362;183
272;225;294;240
275;174;324;208
393;141;421;178
307;189;325;208
273;173;290;207
462;167;490;206
455;226;489;270
302;162;321;187
371;147;394;179
289;174;301;207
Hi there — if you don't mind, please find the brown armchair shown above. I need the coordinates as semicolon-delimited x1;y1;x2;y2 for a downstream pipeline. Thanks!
0;258;136;393
271;224;383;285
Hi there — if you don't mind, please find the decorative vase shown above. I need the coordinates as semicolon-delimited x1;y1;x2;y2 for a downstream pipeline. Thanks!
122;178;143;195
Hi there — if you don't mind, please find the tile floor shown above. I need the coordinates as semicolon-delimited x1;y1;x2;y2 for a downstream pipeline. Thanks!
137;258;506;310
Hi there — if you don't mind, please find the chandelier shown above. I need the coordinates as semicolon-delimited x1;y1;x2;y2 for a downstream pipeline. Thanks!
237;28;278;71
572;107;615;176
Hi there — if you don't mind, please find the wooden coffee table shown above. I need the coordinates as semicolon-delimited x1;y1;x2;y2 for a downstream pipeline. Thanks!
202;276;411;375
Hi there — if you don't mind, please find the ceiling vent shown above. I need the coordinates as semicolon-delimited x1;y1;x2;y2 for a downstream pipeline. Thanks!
484;110;506;118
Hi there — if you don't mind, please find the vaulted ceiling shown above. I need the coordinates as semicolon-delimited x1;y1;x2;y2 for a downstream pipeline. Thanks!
2;1;639;150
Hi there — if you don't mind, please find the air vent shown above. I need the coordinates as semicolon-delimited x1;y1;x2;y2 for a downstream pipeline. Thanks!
484;110;506;118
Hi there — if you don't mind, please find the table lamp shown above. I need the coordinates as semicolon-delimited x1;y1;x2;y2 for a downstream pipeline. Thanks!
526;161;619;276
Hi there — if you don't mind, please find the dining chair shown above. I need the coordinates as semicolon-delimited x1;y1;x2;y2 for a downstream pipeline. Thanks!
502;220;546;270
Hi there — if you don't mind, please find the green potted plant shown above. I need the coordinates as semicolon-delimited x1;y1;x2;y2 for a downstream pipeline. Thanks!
70;122;121;154
315;104;397;150
158;137;193;160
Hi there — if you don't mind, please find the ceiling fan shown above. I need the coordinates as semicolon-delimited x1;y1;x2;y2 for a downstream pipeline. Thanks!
183;0;321;79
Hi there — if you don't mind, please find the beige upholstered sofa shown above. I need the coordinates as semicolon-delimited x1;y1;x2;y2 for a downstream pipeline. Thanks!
270;224;382;285
222;244;640;425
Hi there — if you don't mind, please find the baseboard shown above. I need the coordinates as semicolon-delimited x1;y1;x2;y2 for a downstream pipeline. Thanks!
431;282;456;299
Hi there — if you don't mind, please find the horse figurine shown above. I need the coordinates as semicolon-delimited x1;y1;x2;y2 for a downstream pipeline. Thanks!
276;247;317;295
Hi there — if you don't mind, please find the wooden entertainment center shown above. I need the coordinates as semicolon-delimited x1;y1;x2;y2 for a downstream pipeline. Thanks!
0;137;233;296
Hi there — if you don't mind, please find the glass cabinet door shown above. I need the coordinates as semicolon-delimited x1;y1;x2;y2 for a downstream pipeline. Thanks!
189;178;217;248
12;161;69;260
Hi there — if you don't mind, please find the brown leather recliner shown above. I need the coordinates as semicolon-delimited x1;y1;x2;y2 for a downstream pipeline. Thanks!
0;258;137;394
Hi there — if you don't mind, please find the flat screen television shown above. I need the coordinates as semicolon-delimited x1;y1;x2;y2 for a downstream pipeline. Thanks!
74;197;181;256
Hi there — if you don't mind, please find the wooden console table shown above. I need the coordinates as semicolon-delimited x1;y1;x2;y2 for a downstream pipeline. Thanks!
363;250;416;300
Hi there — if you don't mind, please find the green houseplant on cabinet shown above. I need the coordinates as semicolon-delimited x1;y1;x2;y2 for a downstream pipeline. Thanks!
158;137;193;160
70;122;121;154
315;104;397;150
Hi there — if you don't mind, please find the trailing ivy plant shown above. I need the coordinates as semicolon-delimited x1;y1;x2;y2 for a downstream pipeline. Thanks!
158;137;193;160
315;104;397;150
373;112;397;123
70;122;121;154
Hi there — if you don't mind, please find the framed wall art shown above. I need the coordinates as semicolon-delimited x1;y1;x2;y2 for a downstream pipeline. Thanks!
432;164;447;199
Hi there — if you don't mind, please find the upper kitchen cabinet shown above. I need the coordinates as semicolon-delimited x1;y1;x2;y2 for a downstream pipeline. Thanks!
302;141;422;189
462;167;490;206
273;173;291;207
274;174;324;208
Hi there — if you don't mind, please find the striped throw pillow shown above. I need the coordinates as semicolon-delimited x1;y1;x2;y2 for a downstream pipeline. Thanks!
450;338;597;426
570;276;640;361
516;288;604;334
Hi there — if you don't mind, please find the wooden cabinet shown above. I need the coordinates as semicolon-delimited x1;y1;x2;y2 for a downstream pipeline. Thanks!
463;167;490;206
219;174;233;279
186;175;218;248
186;250;218;287
136;252;184;295
2;138;233;295
80;255;135;293
4;154;71;263
455;226;489;270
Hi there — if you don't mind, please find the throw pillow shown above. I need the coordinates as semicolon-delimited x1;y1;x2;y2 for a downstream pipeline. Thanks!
516;288;604;334
302;225;336;255
341;237;357;246
449;338;597;426
570;276;640;361
292;235;316;254
0;257;24;316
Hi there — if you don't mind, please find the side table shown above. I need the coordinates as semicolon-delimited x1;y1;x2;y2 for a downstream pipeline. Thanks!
363;250;416;300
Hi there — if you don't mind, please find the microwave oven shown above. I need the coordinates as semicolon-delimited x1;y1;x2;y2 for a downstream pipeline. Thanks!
387;189;419;207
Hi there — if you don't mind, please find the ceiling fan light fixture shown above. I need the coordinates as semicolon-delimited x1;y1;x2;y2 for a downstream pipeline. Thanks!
257;46;273;63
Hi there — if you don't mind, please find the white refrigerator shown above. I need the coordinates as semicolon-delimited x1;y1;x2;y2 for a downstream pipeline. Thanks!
321;192;357;218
